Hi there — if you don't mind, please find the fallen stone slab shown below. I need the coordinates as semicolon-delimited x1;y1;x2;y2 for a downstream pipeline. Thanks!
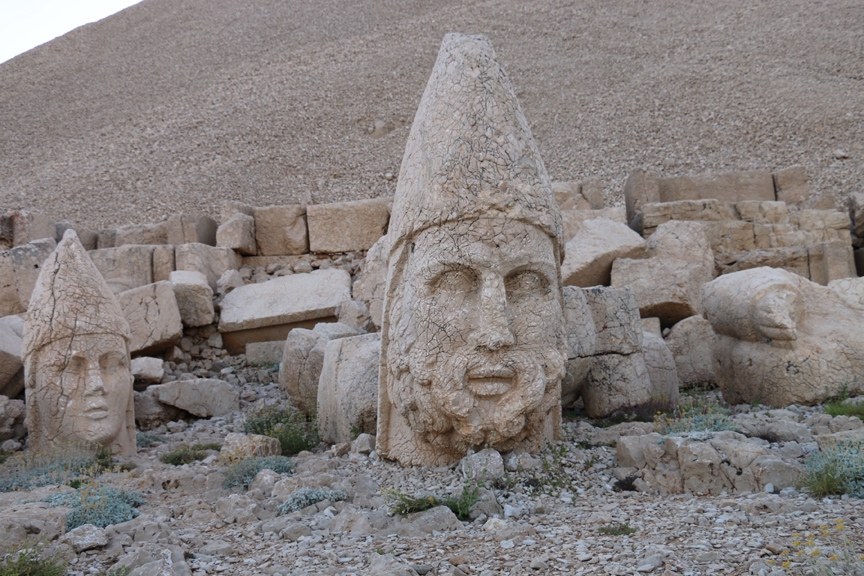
169;270;214;327
220;268;351;354
561;218;646;287
117;281;183;356
317;332;380;444
114;222;168;246
307;198;390;253
131;357;164;387
9;211;56;247
657;170;775;204
89;244;156;294
150;378;239;417
216;213;257;255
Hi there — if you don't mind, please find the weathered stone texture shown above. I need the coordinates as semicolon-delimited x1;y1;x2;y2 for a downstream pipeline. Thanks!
773;165;808;206
307;198;390;254
169;270;214;327
216;213;257;255
561;218;645;287
150;378;239;417
117;281;183;356
166;214;217;246
0;238;56;316
253;205;308;256
351;235;387;329
664;315;716;388
174;243;242;289
89;245;155;294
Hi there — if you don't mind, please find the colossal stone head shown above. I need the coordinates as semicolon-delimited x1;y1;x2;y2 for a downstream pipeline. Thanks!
22;230;136;456
377;33;568;466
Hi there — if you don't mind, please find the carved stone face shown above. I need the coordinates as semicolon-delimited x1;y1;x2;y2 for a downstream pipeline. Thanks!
388;218;566;459
28;333;133;450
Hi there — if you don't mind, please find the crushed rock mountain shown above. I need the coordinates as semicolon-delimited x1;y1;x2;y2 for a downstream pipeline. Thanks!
1;2;864;576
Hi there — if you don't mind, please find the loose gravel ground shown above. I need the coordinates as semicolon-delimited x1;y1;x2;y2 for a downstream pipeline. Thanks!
0;0;862;230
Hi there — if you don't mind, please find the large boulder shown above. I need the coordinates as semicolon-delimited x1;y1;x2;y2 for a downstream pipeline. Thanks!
219;269;352;354
665;315;716;388
318;333;381;444
150;379;239;417
307;198;390;253
582;352;652;419
279;322;362;415
117;282;183;356
169;270;214;327
612;221;715;326
560;218;645;287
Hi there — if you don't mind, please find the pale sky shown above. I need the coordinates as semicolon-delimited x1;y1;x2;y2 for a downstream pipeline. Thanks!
0;0;144;65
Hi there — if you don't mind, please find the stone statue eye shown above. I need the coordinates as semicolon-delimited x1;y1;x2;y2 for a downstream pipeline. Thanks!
432;268;478;295
100;352;126;372
67;355;88;374
505;270;547;298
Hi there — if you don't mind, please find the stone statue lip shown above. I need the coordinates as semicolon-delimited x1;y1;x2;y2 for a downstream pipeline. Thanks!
84;401;110;419
467;365;516;397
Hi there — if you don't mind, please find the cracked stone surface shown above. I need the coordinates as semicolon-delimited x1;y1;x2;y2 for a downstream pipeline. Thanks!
378;34;567;466
22;230;136;455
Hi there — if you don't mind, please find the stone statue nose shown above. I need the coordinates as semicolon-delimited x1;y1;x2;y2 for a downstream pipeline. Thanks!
476;273;515;351
83;362;106;395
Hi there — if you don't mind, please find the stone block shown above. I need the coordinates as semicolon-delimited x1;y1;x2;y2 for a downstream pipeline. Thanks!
773;165;809;206
55;222;98;250
0;396;25;441
582;352;652;418
809;241;856;286
97;229;116;249
702;220;755;254
665;315;716;388
623;169;660;232
642;332;679;405
216;213;257;255
175;243;242;289
552;181;591;211
221;200;254;222
642;199;737;233
245;341;284;365
9;211;55;246
117;281;183;355
616;433;663;468
317;333;381;444
735;201;791;224
0;323;23;398
560;207;627;241
351;236;387;329
133;388;182;429
150;378;239;417
611;221;715;325
561;218;646;287
0;238;56;316
563;286;597;359
166;214;217;246
580;178;605;210
582;286;642;355
657;170;775;203
89;245;155;294
307;198;390;253
253;205;308;256
152;245;175;282
131;357;164;387
220;269;351;354
169;270;214;327
279;322;362;415
114;222;167;246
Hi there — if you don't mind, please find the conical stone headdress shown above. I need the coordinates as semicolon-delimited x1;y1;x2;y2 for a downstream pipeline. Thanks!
22;229;131;360
386;32;563;259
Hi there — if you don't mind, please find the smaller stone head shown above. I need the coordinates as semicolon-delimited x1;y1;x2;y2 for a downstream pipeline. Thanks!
22;230;135;455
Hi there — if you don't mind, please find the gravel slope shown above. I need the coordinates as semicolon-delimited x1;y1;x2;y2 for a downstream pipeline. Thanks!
0;0;862;230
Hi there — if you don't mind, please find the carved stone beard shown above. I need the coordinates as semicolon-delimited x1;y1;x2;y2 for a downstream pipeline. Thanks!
402;346;565;453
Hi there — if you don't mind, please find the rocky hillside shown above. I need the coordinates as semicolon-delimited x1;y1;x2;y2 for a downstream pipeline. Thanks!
0;0;862;229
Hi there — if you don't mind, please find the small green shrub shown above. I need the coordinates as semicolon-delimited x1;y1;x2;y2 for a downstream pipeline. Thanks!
654;396;737;435
0;542;67;576
442;480;480;521
598;522;636;536
135;432;166;448
383;489;441;515
804;439;864;498
824;399;864;421
191;443;222;451
159;446;208;466
244;406;320;456
223;456;295;489
0;444;109;492
278;488;348;514
41;485;146;530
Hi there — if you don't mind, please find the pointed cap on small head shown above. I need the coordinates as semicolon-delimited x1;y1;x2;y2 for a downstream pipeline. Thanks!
22;229;131;360
387;33;563;259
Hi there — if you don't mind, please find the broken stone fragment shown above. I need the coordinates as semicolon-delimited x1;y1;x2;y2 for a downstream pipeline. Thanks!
169;270;215;327
561;218;646;287
306;198;390;253
253;205;308;256
149;378;239;417
117;281;183;356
